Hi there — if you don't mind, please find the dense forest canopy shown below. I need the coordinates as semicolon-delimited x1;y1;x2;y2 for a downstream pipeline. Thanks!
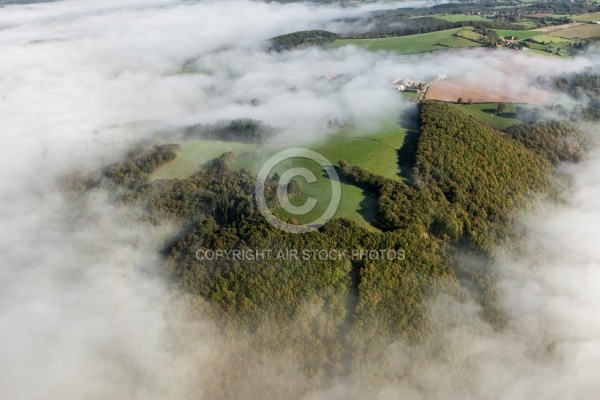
505;121;592;165
269;30;339;52
6;0;600;398
183;118;279;144
552;67;600;102
527;0;600;15
65;99;589;382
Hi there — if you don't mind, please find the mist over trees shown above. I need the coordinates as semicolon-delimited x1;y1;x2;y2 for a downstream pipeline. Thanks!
101;144;180;188
183;119;278;144
335;12;526;39
269;30;339;52
4;0;600;398
505;121;592;165
65;100;587;383
553;67;600;101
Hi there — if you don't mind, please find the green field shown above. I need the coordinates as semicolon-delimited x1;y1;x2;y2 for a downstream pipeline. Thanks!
529;34;571;43
455;27;484;41
329;28;483;54
515;20;542;29
496;29;543;39
452;103;524;130
560;12;600;22
549;23;600;39
154;106;413;229
284;117;409;228
235;112;411;229
271;159;378;230
534;41;571;56
151;140;258;180
523;33;573;57
315;121;408;180
551;95;582;109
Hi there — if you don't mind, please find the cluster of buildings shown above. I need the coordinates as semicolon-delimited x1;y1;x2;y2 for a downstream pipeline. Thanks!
500;37;531;51
392;78;424;92
392;75;447;92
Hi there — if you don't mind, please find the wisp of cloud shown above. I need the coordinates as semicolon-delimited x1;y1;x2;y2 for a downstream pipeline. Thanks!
0;1;599;399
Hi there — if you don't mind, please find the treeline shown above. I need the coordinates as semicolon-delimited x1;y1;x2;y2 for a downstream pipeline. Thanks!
183;118;278;144
341;101;557;253
101;144;180;188
552;67;600;101
269;30;339;52
568;38;600;56
339;101;562;327
513;103;600;124
345;17;472;39
549;69;600;121
474;25;501;47
527;0;600;15
578;105;600;120
339;12;526;39
396;2;510;18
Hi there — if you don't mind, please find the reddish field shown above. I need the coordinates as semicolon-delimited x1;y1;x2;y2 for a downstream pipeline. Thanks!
426;77;559;106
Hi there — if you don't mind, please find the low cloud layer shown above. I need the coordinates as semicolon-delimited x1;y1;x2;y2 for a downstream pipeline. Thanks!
0;0;599;399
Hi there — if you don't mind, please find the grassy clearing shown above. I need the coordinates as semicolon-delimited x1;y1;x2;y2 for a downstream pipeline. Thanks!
495;29;543;39
529;34;571;43
329;28;482;54
156;108;413;229
455;27;484;41
551;95;582;109
400;91;420;101
152;140;257;180
565;12;600;22
235;111;412;229
526;43;553;53
154;142;375;226
451;103;525;130
273;159;378;231
549;23;600;39
525;34;573;57
283;117;409;227
516;20;542;29
314;118;408;181
235;149;378;230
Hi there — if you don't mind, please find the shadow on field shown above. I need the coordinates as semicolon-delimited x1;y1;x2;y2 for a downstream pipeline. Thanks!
357;190;380;228
331;167;382;229
396;105;421;182
481;108;517;119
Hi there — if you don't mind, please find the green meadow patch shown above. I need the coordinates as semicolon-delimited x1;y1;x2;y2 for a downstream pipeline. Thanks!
549;23;600;39
455;27;484;41
563;12;600;22
152;140;258;180
235;112;412;229
495;29;543;39
329;28;483;54
452;103;525;130
529;34;571;43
